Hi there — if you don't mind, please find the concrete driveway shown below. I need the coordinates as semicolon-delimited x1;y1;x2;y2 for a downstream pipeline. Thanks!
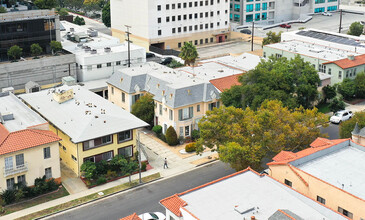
61;162;88;194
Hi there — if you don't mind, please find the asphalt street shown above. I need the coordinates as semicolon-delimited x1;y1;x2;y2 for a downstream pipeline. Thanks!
49;161;235;220
320;123;340;139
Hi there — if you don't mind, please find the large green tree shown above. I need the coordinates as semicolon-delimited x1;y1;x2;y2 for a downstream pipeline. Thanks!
33;0;57;9
179;42;198;66
262;31;282;46
0;6;7;13
102;1;110;27
196;100;328;171
131;94;154;127
348;22;364;36
328;97;346;114
339;112;365;138
354;72;365;98
322;84;337;103
50;41;62;54
338;78;355;100
222;55;320;110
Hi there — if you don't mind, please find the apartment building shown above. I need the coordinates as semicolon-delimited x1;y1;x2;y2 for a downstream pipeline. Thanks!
0;91;61;190
107;53;262;137
19;85;148;176
157;168;347;219
267;136;365;219
110;0;230;50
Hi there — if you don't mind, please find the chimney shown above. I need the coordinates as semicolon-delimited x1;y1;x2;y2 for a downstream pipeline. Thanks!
251;216;255;220
348;55;355;61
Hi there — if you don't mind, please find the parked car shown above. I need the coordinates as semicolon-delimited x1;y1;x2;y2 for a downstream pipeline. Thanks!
279;24;291;28
146;52;155;58
138;212;165;220
321;12;332;16
361;21;365;25
160;57;173;65
240;29;252;34
330;110;353;124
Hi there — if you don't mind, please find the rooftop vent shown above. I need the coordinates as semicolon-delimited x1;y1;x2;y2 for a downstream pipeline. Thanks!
348;55;355;61
90;49;97;54
234;205;255;214
87;28;98;37
1;112;14;121
104;47;111;53
53;88;74;104
70;27;75;32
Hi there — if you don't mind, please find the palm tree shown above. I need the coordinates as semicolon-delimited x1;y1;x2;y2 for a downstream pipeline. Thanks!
179;42;198;66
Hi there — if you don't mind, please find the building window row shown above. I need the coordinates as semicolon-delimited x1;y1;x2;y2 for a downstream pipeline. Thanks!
79;60;129;71
171;21;226;34
177;37;216;48
83;135;113;151
157;0;227;11
158;10;227;24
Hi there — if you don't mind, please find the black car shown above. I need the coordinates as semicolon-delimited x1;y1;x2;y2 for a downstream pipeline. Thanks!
240;29;251;34
146;52;155;58
160;57;173;65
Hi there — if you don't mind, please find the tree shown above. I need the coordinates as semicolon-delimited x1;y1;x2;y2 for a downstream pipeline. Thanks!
7;45;22;61
64;0;84;11
58;8;69;16
339;112;365;138
80;160;97;180
338;78;355;100
179;42;198;66
223;55;320;110
196;100;328;171
73;16;85;25
347;22;364;36
30;43;42;58
50;41;62;54
354;72;365;98
322;85;336;103
328;97;346;114
0;7;7;13
34;0;57;9
102;1;110;27
165;126;178;146
83;0;101;15
262;31;282;46
131;94;154;127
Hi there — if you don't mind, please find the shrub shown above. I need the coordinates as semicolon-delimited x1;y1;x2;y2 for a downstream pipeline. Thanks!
1;189;16;205
96;176;107;185
329;97;346;113
46;178;59;191
0;6;7;13
185;142;196;152
58;8;68;16
73;16;85;25
191;129;200;141
141;162;147;171
165;126;178;146
152;125;163;134
30;43;42;57
15;189;24;202
50;41;62;54
95;160;109;176
81;160;97;180
338;78;355;100
7;45;22;61
106;170;117;179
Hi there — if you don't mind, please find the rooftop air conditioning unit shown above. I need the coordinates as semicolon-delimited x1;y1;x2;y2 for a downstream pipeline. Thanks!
70;27;75;32
104;47;111;53
90;49;97;54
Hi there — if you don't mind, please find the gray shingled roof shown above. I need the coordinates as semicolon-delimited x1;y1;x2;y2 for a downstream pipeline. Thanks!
269;209;304;220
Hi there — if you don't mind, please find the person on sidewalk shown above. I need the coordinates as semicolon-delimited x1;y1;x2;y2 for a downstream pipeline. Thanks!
164;158;168;169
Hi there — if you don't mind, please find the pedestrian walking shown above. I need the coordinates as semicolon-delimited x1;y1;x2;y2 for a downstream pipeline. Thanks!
164;158;168;169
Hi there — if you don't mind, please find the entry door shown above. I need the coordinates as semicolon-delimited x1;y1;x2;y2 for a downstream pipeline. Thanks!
185;125;190;136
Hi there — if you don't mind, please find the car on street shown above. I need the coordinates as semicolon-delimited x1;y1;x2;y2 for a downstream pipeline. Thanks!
321;12;332;16
279;23;291;28
146;52;155;58
240;29;252;34
160;57;173;65
138;212;165;220
330;110;353;124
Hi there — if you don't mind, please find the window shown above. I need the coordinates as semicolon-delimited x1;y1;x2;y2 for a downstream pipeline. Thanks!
97;64;102;69
172;3;175;9
6;178;15;189
189;14;192;19
189;26;192;31
200;12;203;18
327;5;337;11
246;14;253;22
16;154;24;167
208;102;220;110
102;151;113;161
200;1;203;6
158;17;161;23
45;167;52;179
200;39;203;44
262;2;267;10
255;13;260;21
159;104;163;115
197;105;200;112
178;42;182;48
132;94;142;104
210;37;214;43
178;27;181;33
205;38;208;43
178;15;181;21
158;30;162;35
319;64;326;73
339;71;342;79
314;7;325;13
118;145;133;158
338;207;353;218
328;68;331;75
194;13;198;19
195;1;198;6
315;0;325;3
179;127;184;136
195;40;198;45
17;175;26;186
210;11;213;16
178;3;181;8
205;12;208;17
346;70;349;78
5;156;13;172
72;155;77;161
183;2;187;8
189;2;192;7
118;130;132;142
185;125;190;136
44;147;51;159
262;12;267;20
122;92;125;102
184;26;187;32
246;4;253;12
111;87;114;95
166;17;170;22
276;53;282;59
116;61;121;66
195;25;198;30
83;135;112;150
169;109;173;120
178;107;194;121
157;5;161;11
107;62;111;67
316;195;326;204
172;16;175;21
80;65;83;69
217;22;220;27
184;14;187;20
284;179;292;187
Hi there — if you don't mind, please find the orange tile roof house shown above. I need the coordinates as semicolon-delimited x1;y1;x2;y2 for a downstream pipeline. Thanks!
159;168;348;220
209;74;242;92
268;136;365;219
0;91;61;190
120;213;142;220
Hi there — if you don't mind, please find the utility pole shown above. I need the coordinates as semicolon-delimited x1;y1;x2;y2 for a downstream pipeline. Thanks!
137;131;142;184
251;21;254;51
125;25;131;67
339;9;342;33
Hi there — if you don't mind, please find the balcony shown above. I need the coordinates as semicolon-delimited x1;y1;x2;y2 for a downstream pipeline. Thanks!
4;163;28;177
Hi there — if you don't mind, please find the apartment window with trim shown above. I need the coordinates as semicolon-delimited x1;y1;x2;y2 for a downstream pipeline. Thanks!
72;155;77;161
169;109;173;120
158;30;162;35
183;2;187;8
316;196;326;204
172;3;175;9
172;16;175;21
45;167;52;179
97;64;102;69
159;104;163;115
178;42;182;48
197;104;200;112
178;3;181;8
118;130;132;142
189;2;192;7
284;179;292;187
157;5;161;11
44;147;51;159
107;62;111;67
102;151;113;161
338;207;353;219
319;64;326;73
17;175;26;186
178;107;193;121
118;145;133;158
83;135;112;150
208;101;220;111
328;68;331;75
6;178;15;189
111;87;114;95
339;71;342;79
178;27;181;33
16;154;24;167
116;61;121;66
158;17;161;23
178;15;181;21
122;92;125;102
166;16;170;22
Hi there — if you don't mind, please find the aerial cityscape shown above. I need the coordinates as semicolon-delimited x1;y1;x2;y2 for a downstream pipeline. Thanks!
0;0;365;219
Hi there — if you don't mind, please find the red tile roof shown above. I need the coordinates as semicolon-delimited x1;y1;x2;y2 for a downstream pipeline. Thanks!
160;194;187;217
0;124;61;155
119;213;142;220
268;138;349;165
323;54;365;69
209;74;242;92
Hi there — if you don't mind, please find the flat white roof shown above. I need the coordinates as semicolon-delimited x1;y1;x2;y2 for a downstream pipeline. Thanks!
19;85;148;143
297;143;365;200
179;170;346;219
202;52;263;71
265;40;360;61
0;92;46;132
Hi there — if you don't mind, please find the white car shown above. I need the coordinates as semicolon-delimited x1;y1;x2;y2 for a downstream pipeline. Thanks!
321;12;332;16
138;212;165;220
330;110;353;124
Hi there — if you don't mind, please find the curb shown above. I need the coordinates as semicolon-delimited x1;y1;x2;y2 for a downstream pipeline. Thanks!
195;158;218;167
36;176;163;219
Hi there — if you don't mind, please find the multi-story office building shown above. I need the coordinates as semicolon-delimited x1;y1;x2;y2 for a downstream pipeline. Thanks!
111;0;230;50
230;0;339;25
0;9;61;61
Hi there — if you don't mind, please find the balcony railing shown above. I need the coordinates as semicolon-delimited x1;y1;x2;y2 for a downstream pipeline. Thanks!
4;163;28;177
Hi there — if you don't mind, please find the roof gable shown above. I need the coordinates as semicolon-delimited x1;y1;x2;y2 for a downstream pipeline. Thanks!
209;74;242;92
323;54;365;69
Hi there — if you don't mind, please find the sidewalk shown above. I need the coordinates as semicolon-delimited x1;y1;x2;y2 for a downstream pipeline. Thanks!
2;131;218;220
